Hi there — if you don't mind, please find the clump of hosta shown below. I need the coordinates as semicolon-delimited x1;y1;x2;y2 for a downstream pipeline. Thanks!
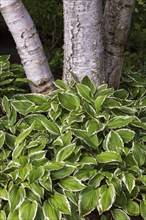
0;75;146;220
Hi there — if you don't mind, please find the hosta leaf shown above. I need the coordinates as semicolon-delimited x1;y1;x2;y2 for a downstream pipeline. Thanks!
51;165;76;179
73;129;99;149
114;89;129;99
34;205;45;220
86;119;100;135
133;142;145;166
11;100;34;115
105;130;124;154
112;209;130;220
76;83;93;102
45;161;64;171
64;190;78;206
30;182;44;199
12;141;25;159
75;166;96;181
43;201;61;220
89;174;104;187
39;177;52;192
115;191;127;208
19;200;38;220
7;210;19;220
58;93;80;111
96;152;122;163
122;173;135;193
0;187;8;200
50;193;71;215
81;76;96;95
116;129;135;143
80;155;97;165
107;116;134;129
94;95;106;113
5;133;16;149
54;79;68;90
124;199;139;216
59;176;86;191
29;166;44;183
2;96;10;116
79;186;100;216
140;200;146;220
56;143;76;161
9;186;25;212
15;123;34;147
0;210;6;220
41;119;60;135
97;184;116;214
0;130;5;149
22;94;48;105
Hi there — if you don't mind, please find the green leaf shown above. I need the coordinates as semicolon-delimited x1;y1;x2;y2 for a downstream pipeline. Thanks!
124;199;139;216
7;210;19;220
11;100;35;115
105;130;124;154
73;129;99;149
59;176;86;191
76;83;93;102
2;96;10;116
81;76;96;95
94;95;106;113
50;193;71;215
114;89;129;99
96;152;122;163
43;201;61;220
56;143;76;161
5;133;16;149
133;142;145;166
30;182;44;199
45;161;64;171
107;116;134;129
58;93;80;111
15;123;34;147
0;187;8;200
79;186;100;216
112;209;130;220
41;119;60;135
122;173;135;193
0;210;6;220
86;119;101;135
9;186;25;212
54;79;68;90
97;184;116;214
140;200;146;220
116;129;135;143
29;166;44;183
0;130;5;149
51;164;76;180
19;200;38;220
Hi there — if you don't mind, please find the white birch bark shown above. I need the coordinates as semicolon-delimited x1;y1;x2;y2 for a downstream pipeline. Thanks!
103;0;135;89
63;0;104;87
0;0;54;93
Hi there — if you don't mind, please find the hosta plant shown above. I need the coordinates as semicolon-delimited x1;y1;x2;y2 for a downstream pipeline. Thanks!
0;74;146;219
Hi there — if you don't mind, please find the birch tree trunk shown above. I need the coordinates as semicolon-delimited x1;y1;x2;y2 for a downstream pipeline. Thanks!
63;0;135;89
63;0;105;87
0;0;54;93
103;0;135;88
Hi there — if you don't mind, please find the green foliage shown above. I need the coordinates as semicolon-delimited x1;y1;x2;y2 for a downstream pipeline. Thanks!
0;72;146;219
124;0;146;70
0;55;30;99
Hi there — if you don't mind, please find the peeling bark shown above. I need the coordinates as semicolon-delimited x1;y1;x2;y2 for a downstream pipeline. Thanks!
0;0;54;93
103;0;135;89
63;0;104;87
